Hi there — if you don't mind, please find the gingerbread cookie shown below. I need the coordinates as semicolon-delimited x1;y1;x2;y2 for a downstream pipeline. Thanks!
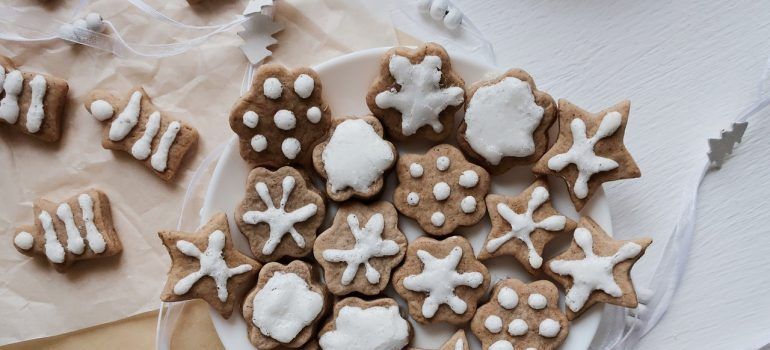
407;330;469;350
314;201;407;296
479;178;576;274
393;236;489;325
394;144;490;236
312;116;397;201
532;99;640;211
471;279;569;350
84;87;199;181
243;260;329;349
318;297;412;350
230;64;332;168
235;167;325;263
366;43;465;141
12;189;121;273
0;55;69;142
159;212;260;318
544;217;652;319
457;69;557;174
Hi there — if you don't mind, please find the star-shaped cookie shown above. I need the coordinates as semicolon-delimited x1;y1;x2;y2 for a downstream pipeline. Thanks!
533;99;640;211
407;329;470;350
159;212;261;318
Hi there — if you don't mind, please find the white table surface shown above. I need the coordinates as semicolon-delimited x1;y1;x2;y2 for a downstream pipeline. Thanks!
449;0;770;348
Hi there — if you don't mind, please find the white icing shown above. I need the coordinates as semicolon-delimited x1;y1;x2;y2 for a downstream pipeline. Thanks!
131;111;160;160
0;70;23;124
458;170;479;188
485;186;567;269
306;106;322;124
430;211;445;227
497;286;519;309
274;109;296;130
251;272;323;343
460;196;476;214
538;318;561;338
549;227;642;312
508;319;528;336
39;210;65;264
407;192;420;206
78;194;106;254
318;304;410;350
293;74;314;98
464;77;544;164
14;231;34;250
433;182;450;201
263;77;282;99
173;230;253;302
150;121;180;172
281;137;301;159
56;203;85;255
243;111;259;128
90;100;114;121
409;163;424;178
321;119;394;193
547;112;623;199
374;55;464;136
528;293;547;309
454;339;464;350
109;91;142;141
436;156;451;171
251;134;267;152
402;246;484;317
322;213;400;285
25;75;47;133
242;176;318;255
484;315;502;333
489;340;514;350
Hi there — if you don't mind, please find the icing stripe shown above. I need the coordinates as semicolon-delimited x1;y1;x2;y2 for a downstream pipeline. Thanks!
39;210;65;263
25;74;47;133
79;194;106;254
131;111;161;160
56;203;86;255
0;70;23;124
151;121;180;172
109;91;142;141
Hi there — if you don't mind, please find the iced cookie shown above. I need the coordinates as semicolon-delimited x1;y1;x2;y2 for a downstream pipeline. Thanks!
457;69;557;174
312;116;397;201
230;64;331;168
0;55;69;142
366;43;465;141
235;166;326;263
471;279;569;350
243;260;330;349
479;178;576;274
318;297;412;350
314;201;407;296
12;189;121;273
394;144;490;236
159;212;260;318
393;236;489;325
407;330;469;350
532;99;640;211
84;87;199;181
544;217;652;319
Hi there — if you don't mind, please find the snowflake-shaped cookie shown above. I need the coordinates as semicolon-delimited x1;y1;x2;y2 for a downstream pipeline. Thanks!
314;201;407;296
471;279;569;350
366;42;465;141
545;217;652;319
393;236;489;325
230;64;332;168
235;166;325;263
394;144;490;236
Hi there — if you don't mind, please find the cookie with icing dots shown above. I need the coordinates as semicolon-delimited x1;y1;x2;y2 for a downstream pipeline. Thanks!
0;55;69;142
407;330;470;350
12;189;121;273
544;216;652;319
230;64;332;169
243;260;330;349
479;178;577;275
84;87;199;181
457;69;557;174
532;99;640;211
313;201;407;296
159;212;260;318
394;144;490;236
318;297;412;350
366;42;465;141
312;116;397;202
393;235;489;325
471;279;569;350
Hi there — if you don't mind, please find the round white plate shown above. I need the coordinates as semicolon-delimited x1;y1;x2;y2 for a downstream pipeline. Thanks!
200;47;609;350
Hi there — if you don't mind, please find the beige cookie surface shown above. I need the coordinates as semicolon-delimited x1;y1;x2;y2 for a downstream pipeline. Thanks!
318;297;412;350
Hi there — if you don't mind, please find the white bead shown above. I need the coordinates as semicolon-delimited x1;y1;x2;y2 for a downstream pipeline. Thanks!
85;13;104;32
429;0;449;21
443;7;463;29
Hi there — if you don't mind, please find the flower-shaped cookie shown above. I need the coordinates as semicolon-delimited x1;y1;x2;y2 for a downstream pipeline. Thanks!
314;201;407;296
313;116;397;201
229;64;332;168
318;297;412;350
394;144;490;236
471;279;569;350
393;236;489;325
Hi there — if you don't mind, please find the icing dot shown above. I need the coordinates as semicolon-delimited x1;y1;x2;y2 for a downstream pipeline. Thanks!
90;100;114;121
436;156;451;171
281;138;301;159
460;196;476;214
507;319;528;336
431;212;445;227
14;231;34;250
458;170;479;188
409;163;424;178
251;134;267;152
243;111;259;128
433;182;451;201
484;315;503;333
263;77;282;99
538;318;561;338
293;74;315;98
497;286;519;309
489;340;514;350
407;192;420;206
528;293;547;309
274;110;296;130
306;106;322;124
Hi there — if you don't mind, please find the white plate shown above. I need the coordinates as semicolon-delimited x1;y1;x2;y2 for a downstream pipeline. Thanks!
200;47;610;350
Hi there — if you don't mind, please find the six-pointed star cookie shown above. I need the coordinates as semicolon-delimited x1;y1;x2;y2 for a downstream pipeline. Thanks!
544;216;652;319
159;212;260;318
532;99;640;211
407;329;470;350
